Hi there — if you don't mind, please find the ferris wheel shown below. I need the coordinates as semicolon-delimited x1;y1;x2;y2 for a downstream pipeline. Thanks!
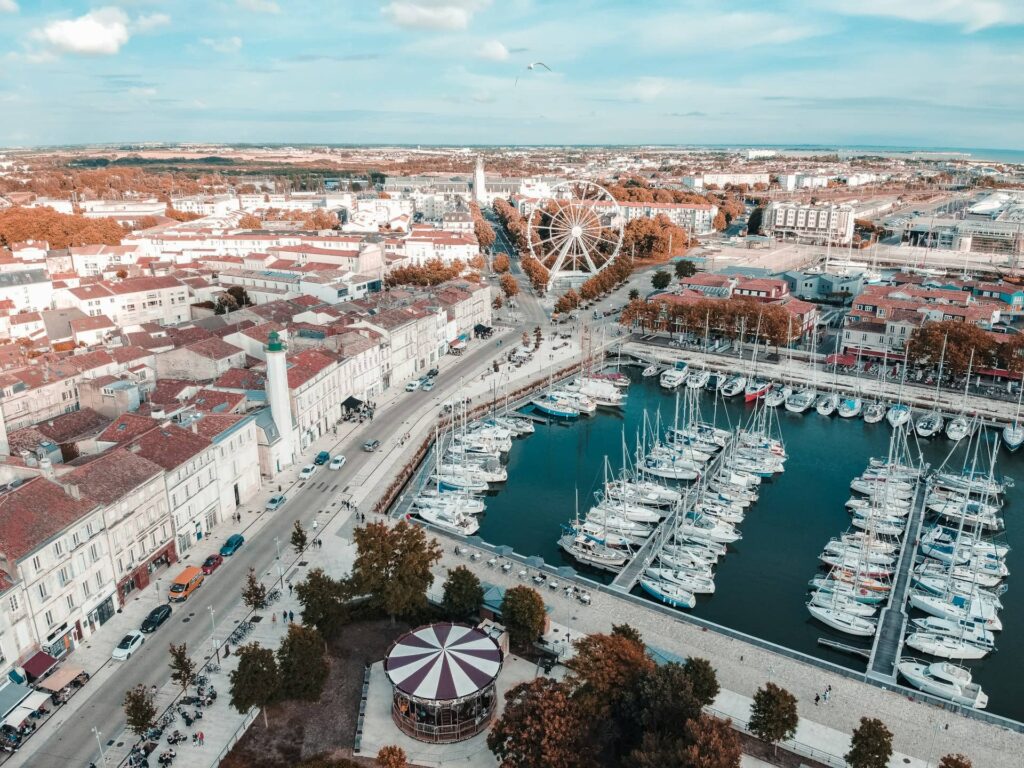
526;180;624;290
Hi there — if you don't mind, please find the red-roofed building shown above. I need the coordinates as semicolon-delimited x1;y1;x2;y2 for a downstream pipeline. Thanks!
55;275;189;328
155;338;246;381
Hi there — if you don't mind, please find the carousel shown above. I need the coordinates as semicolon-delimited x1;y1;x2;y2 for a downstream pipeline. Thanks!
384;623;503;743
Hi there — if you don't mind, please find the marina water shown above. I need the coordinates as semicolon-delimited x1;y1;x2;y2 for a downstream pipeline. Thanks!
475;370;1024;722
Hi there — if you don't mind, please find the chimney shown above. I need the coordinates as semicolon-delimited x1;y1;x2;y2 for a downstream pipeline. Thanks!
65;483;80;500
128;443;141;454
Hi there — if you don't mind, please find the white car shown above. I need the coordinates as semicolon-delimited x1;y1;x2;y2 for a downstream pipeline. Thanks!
298;465;317;480
329;455;347;470
405;380;421;392
112;630;145;661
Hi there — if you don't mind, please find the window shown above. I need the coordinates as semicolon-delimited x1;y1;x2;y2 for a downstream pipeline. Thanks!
72;531;81;548
82;580;91;597
44;610;54;627
89;543;101;563
95;571;104;589
58;566;72;587
66;594;75;611
9;595;19;612
38;582;48;600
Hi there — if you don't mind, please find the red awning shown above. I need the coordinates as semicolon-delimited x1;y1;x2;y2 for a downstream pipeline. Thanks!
976;367;1024;381
21;651;58;681
826;353;856;366
843;347;904;361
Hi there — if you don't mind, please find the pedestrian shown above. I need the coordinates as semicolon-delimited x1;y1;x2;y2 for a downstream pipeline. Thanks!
289;610;294;623
288;583;293;596
824;689;830;703
272;613;277;624
151;684;157;697
282;609;287;622
199;731;205;746
814;694;820;706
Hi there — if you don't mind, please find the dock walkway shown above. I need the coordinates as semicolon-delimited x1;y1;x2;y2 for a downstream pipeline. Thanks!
868;471;929;681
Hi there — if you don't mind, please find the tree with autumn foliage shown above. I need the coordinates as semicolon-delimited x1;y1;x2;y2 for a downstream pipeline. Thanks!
238;213;262;229
845;717;894;768
499;274;520;299
488;678;592;768
623;214;694;261
908;320;997;377
469;254;486;270
492;253;510;273
470;202;496;251
376;745;408;768
937;755;972;768
0;206;127;249
621;296;797;348
631;715;741;768
554;289;581;314
386;258;465;287
349;520;441;623
520;254;550;293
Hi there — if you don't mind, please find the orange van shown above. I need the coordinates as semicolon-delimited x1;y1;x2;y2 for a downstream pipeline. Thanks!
168;566;204;603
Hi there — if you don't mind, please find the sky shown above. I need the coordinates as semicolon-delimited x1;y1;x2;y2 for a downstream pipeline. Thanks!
0;0;1022;149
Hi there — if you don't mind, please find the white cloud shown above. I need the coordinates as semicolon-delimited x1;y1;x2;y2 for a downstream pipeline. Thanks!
134;13;171;32
829;0;1023;33
476;39;508;61
237;0;281;13
33;7;131;56
0;0;18;14
643;12;823;51
202;36;243;54
382;1;489;31
629;77;669;102
129;86;157;97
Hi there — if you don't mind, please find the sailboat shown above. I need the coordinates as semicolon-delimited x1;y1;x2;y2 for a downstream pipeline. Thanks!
807;602;877;636
946;351;975;442
686;311;713;390
816;391;839;417
1002;379;1024;451
640;577;696;609
559;489;630;571
917;334;947;438
862;357;887;423
886;344;913;427
641;363;662;378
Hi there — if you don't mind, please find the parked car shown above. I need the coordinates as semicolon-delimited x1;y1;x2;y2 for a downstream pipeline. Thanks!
299;465;317;480
426;368;439;378
168;566;204;603
313;451;331;465
422;380;435;392
405;380;421;392
140;605;172;634
112;630;145;660
201;554;224;574
329;455;347;470
265;495;286;511
363;439;381;452
220;534;245;556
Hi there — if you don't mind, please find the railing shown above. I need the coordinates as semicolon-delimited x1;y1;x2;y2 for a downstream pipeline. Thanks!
213;708;258;765
705;705;847;768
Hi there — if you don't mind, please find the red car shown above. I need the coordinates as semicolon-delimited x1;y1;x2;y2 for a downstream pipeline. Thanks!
201;554;224;574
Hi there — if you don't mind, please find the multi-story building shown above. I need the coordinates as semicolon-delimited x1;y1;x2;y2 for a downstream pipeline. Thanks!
78;199;167;222
55;276;190;328
68;245;141;277
684;173;769;189
0;270;53;313
762;202;855;245
169;194;240;216
191;412;262;514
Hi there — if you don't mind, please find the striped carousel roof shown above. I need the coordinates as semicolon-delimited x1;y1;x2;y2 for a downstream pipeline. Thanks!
384;623;502;701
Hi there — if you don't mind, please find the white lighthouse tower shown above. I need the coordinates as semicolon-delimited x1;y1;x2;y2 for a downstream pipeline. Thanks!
473;155;487;204
265;330;295;470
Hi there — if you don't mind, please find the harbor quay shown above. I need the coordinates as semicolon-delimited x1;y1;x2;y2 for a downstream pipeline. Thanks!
423;533;1024;768
621;339;1023;424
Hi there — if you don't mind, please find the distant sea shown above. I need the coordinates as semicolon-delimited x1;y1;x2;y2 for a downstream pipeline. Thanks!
701;144;1024;164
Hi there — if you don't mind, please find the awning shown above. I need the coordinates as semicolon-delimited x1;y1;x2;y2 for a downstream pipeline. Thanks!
37;665;83;693
474;324;491;334
0;683;30;718
20;691;50;711
449;340;467;350
2;692;48;729
826;353;856;366
977;367;1024;381
342;396;364;409
22;651;58;682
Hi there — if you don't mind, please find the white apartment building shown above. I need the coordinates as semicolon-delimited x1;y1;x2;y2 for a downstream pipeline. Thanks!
779;174;832;192
334;333;385;400
284;349;350;451
762;201;855;245
0;270;53;314
68;245;142;277
192;412;262;514
684;173;770;189
617;201;718;235
56;276;190;327
396;227;480;266
349;308;420;388
0;479;115;662
170;194;240;216
59;449;173;607
78;199;167;222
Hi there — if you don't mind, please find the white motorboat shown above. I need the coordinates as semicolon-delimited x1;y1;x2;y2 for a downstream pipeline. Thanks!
679;513;741;544
565;377;626;407
432;471;489;493
886;403;911;428
413;493;486;516
862;401;886;424
414;506;479;536
911;616;995;647
915;411;945;439
784;389;816;413
806;603;877;637
686;369;711;389
822;542;896;566
591;501;662;525
908;590;1002;631
720;375;747;398
436;462;507;484
816;392;839;417
945;415;972;442
645;567;716;594
666;537;727;559
531;394;579;419
640;577;696;609
921;526;1010;561
642;455;700;481
641;363;662;378
606;479;681;506
808;577;887;605
837;396;863;418
905;632;992;661
551;388;597;414
695;502;745;525
1001;422;1024;452
808;590;877;617
658;549;717;571
897;659;988;708
659;366;689;390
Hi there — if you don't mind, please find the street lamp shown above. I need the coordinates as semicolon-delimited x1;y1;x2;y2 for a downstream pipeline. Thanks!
92;726;105;765
208;605;216;638
274;536;281;561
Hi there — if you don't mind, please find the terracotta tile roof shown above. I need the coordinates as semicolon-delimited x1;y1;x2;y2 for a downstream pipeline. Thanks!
213;367;266;391
167;326;214;347
0;478;99;562
107;276;183;295
189;388;245;413
237;321;284;345
286;349;337;388
110;345;154;364
98;413;160;443
192;412;247;440
129;424;212;470
185;337;244;360
69;315;115;332
59;448;163;504
149;378;198;404
35;407;111;443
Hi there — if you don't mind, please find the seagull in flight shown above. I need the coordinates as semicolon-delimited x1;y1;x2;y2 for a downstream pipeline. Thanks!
516;61;552;87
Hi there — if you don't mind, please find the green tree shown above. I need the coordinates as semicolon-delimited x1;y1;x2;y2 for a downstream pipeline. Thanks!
631;714;741;768
122;684;157;737
168;642;196;697
487;678;591;768
611;623;643;645
938;756;972;768
295;568;350;640
674;259;697;279
291;519;308;554
242;567;268;614
350;520;442;622
500;586;546;650
277;623;329;701
628;288;640;301
633;662;701;735
845;717;894;768
651;270;672;290
229;642;280;728
442;566;484;620
376;745;408;768
748;682;798;755
226;285;252;307
683;657;720;707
